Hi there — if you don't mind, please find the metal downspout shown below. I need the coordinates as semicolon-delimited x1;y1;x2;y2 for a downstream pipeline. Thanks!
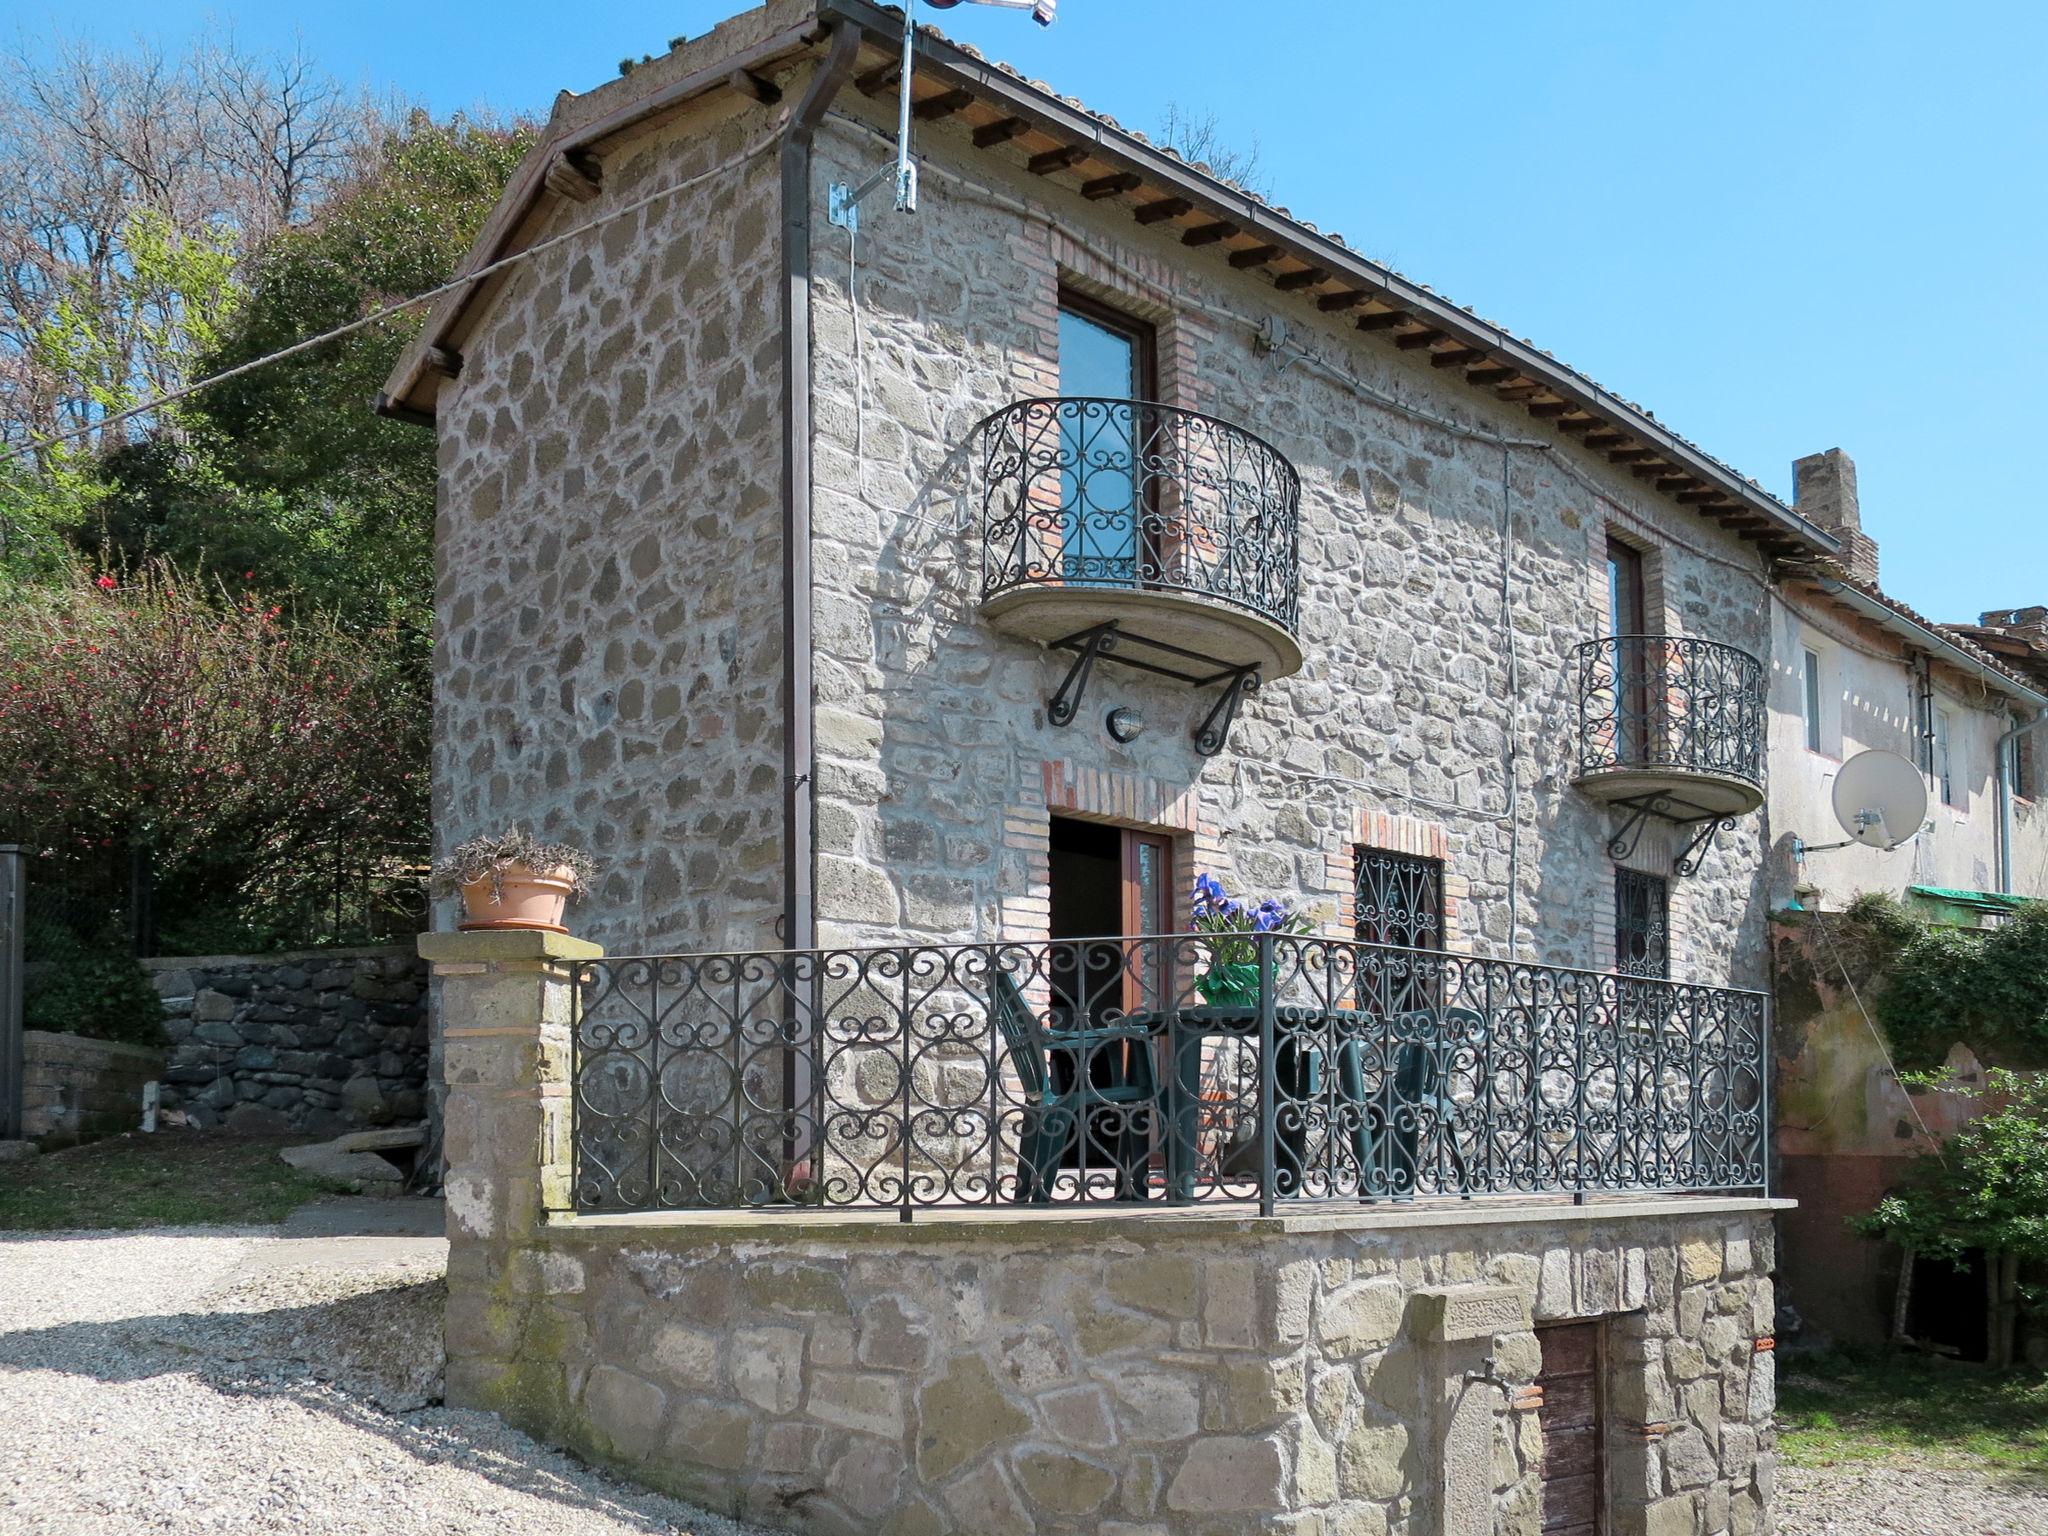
1994;710;2048;894
780;24;862;957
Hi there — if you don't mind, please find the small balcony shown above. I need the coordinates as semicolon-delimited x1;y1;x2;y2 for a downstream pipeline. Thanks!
568;933;1768;1216
969;399;1302;746
1572;635;1767;823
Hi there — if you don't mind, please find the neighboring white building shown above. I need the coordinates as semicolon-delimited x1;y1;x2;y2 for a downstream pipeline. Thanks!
1766;449;2047;913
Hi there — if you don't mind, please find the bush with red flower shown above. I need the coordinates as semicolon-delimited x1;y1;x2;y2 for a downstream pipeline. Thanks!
0;557;425;892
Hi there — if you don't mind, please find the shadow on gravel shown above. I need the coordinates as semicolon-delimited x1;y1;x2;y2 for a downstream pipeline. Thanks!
0;1276;702;1534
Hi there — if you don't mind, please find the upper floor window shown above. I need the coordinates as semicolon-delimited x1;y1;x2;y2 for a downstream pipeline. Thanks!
1055;292;1156;587
2007;717;2036;802
1802;647;1824;754
1606;536;1646;638
1934;706;1959;808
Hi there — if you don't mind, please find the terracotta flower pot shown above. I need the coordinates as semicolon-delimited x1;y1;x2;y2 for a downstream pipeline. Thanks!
456;862;578;934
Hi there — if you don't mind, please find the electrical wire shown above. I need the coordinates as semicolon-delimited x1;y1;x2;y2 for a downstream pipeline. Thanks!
1805;903;1947;1162
0;127;788;469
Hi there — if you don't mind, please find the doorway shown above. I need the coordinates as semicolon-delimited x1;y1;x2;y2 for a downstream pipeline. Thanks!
1057;291;1158;587
1047;816;1172;1022
1536;1320;1607;1536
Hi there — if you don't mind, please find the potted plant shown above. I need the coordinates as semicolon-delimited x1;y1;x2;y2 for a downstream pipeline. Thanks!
431;829;597;934
1189;872;1315;1007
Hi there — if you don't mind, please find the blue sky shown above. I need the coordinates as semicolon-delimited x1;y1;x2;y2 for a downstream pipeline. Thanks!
20;0;2045;622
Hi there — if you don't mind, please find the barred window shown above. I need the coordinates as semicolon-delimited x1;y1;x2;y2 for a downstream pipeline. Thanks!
1354;849;1444;951
1615;868;1670;979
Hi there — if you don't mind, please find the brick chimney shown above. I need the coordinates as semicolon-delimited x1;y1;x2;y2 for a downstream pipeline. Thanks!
1792;448;1879;585
1980;605;2048;641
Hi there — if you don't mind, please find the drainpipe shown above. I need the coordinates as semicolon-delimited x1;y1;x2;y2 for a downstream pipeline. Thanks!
780;24;862;957
1994;710;2048;894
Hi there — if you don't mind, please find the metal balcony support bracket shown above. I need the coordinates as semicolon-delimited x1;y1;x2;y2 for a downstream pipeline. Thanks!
1674;816;1736;878
1046;622;1119;727
1607;792;1735;877
1195;666;1262;757
1045;621;1264;755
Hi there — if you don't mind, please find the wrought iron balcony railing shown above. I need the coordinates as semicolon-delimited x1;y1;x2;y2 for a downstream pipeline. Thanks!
970;397;1302;636
570;933;1768;1217
1574;635;1767;790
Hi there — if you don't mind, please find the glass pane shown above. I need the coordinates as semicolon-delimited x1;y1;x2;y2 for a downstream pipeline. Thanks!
1058;308;1140;585
1135;840;1164;936
1803;650;1823;752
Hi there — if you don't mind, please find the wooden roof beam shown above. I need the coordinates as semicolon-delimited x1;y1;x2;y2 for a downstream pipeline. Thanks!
857;61;901;96
1027;145;1089;176
973;116;1031;148
728;69;782;105
1466;365;1516;386
1355;310;1408;331
912;87;975;121
1229;244;1284;269
1317;290;1370;313
1431;347;1486;369
1395;328;1446;350
1081;171;1142;201
1527;400;1573;417
1273;268;1329;291
1655;475;1692;492
1608;447;1657;464
1134;196;1193;225
1182;220;1237;246
543;151;603;203
1582;428;1626;448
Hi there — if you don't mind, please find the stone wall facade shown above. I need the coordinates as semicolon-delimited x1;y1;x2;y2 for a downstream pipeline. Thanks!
20;1029;163;1143
431;929;1784;1536
421;43;1783;989
796;103;1774;984
427;70;794;957
151;947;427;1135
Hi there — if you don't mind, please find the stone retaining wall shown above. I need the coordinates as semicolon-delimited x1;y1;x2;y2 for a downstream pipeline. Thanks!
476;1203;1781;1536
20;1029;163;1143
150;946;428;1135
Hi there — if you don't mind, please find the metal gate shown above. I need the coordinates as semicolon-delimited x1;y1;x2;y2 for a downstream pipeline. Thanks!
1;845;23;1140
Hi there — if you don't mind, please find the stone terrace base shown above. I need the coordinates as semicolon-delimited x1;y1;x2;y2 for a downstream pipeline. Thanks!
450;1200;1782;1536
429;931;1785;1536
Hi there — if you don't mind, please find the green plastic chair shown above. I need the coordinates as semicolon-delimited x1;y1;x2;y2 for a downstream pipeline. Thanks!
987;968;1162;1203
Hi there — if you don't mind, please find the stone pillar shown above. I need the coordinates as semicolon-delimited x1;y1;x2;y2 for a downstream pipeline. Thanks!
419;928;603;1404
1414;1284;1537;1536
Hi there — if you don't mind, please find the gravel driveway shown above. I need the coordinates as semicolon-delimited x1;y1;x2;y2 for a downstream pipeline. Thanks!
0;1215;769;1536
1779;1462;2048;1536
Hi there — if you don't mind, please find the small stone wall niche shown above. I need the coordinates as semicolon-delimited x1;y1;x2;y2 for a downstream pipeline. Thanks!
151;946;428;1135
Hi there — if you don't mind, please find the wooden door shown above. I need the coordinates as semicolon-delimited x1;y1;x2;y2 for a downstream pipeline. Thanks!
1537;1321;1605;1536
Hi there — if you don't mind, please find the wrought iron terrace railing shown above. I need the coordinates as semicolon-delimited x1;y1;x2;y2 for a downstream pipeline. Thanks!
970;397;1302;635
570;933;1768;1217
1574;635;1766;788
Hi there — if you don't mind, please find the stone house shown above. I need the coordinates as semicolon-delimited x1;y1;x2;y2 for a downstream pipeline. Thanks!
387;3;1819;1532
1761;450;2047;1351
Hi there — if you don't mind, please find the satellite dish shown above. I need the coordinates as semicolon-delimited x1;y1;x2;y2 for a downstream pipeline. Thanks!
1830;749;1927;850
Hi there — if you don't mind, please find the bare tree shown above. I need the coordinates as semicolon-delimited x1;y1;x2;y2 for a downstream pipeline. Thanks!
0;34;385;452
1153;102;1265;195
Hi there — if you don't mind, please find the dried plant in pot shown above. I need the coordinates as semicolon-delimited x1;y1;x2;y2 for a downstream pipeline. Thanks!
431;829;598;934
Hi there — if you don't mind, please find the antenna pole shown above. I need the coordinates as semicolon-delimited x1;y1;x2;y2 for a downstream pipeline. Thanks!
893;0;920;211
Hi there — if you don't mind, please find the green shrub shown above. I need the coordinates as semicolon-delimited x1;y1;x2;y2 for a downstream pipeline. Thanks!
23;951;167;1048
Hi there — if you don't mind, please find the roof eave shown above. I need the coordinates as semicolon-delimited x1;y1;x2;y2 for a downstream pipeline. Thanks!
1809;577;2048;708
817;0;1836;559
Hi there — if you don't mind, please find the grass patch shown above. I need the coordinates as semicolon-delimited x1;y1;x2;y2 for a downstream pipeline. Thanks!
1779;1346;2048;1478
0;1134;348;1231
